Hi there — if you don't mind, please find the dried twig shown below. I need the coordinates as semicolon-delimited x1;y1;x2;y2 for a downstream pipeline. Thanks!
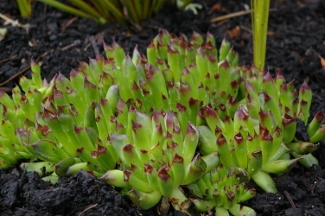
210;8;277;23
78;203;99;216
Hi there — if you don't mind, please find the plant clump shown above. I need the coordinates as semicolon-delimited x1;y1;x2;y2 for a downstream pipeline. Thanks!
0;29;324;215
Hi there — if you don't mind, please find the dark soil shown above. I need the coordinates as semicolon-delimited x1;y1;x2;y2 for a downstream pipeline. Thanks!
1;0;325;215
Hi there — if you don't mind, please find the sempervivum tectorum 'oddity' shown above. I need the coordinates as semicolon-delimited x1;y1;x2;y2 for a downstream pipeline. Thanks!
0;59;121;178
188;165;256;216
198;105;301;193
0;29;324;214
242;68;324;166
101;109;219;211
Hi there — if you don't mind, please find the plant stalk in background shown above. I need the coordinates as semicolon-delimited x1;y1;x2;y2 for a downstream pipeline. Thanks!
18;0;198;26
16;0;32;18
251;0;270;71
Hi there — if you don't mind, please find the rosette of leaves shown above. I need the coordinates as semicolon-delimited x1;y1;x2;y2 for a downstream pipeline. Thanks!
241;68;324;166
0;59;121;179
197;105;302;193
101;108;227;212
103;29;241;131
195;63;324;191
188;165;256;216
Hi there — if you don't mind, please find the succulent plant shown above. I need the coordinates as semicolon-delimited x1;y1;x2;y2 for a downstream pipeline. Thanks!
0;29;324;214
188;165;256;216
101;110;219;210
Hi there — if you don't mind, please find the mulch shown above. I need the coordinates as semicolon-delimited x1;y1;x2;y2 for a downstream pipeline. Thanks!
0;0;325;215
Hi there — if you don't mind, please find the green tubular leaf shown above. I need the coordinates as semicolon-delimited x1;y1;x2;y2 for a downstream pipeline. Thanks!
270;126;283;157
124;169;153;193
262;72;278;102
0;120;19;151
89;56;105;84
132;111;152;150
110;134;130;163
19;75;33;93
94;104;109;142
269;143;289;162
262;158;300;174
251;171;277;193
219;37;231;62
260;126;273;165
0;91;15;110
202;106;224;132
157;166;174;197
263;92;282;126
298;80;312;124
170;154;185;186
195;178;209;197
191;199;216;213
196;46;208;86
183;123;199;166
21;161;55;176
74;126;96;152
228;203;256;216
234;132;248;169
32;139;70;164
169;187;191;211
146;66;166;109
309;125;325;143
216;134;236;168
307;111;324;137
218;60;232;94
282;114;297;144
183;154;207;185
247;150;262;175
91;145;117;171
292;152;318;168
215;207;230;216
31;59;42;88
121;144;142;168
55;157;77;176
84;78;99;105
65;162;91;176
129;189;162;210
100;169;128;188
201;151;219;173
104;84;119;114
129;164;146;182
167;46;182;83
286;142;318;154
197;125;218;155
233;106;254;136
144;163;160;191
119;55;137;101
146;42;158;67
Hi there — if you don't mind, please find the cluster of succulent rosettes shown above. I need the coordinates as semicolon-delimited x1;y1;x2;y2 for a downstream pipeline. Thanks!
0;29;324;214
195;68;325;193
103;29;241;120
188;165;256;216
101;109;220;210
0;60;123;176
241;68;325;164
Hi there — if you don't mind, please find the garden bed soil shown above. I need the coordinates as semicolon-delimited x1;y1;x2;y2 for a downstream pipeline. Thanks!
1;0;325;215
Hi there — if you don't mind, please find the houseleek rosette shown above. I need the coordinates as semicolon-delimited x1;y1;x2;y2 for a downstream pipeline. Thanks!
188;165;256;216
0;59;120;178
241;68;324;166
198;105;301;193
101;109;219;210
101;29;245;139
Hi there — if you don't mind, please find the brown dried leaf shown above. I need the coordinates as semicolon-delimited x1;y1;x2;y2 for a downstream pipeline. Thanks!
227;26;241;39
